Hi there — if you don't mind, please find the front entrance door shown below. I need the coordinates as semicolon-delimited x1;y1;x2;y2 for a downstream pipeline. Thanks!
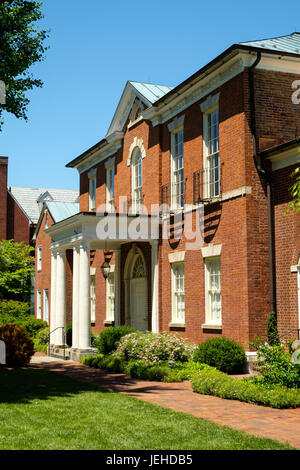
130;277;148;331
128;252;148;331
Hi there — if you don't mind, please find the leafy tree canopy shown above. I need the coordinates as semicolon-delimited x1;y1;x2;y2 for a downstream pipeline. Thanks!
0;0;49;130
0;239;34;303
287;166;300;214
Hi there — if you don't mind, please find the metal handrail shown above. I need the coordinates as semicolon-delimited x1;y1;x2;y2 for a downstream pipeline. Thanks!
48;326;66;361
278;328;300;341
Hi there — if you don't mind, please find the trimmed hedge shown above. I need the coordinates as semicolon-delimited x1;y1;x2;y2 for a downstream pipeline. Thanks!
94;326;137;355
194;337;246;374
191;368;300;409
81;354;178;382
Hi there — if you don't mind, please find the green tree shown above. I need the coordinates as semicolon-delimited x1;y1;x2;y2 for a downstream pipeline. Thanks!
0;240;34;303
286;166;300;214
267;311;280;346
0;0;49;130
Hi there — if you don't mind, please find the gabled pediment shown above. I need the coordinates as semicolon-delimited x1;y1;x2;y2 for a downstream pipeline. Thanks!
106;81;173;137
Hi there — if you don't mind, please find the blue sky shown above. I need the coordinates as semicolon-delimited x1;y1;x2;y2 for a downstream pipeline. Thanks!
1;0;299;189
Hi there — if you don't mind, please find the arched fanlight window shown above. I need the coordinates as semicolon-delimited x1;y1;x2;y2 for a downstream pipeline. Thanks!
132;254;146;279
131;148;143;211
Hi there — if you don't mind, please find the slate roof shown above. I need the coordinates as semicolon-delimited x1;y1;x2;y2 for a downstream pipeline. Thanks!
239;32;300;55
8;186;79;224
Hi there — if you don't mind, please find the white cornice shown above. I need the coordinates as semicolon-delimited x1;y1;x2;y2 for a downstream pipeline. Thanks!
77;132;124;175
144;50;300;127
106;82;152;137
268;146;300;171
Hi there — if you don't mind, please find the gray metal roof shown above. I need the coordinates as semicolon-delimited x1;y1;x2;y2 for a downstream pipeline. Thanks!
46;201;79;223
239;32;300;54
8;186;79;224
129;81;174;104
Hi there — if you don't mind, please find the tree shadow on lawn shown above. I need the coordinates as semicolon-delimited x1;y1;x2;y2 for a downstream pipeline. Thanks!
0;365;181;404
0;367;110;404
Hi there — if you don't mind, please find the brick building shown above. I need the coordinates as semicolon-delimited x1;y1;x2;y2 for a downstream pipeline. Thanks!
39;32;300;360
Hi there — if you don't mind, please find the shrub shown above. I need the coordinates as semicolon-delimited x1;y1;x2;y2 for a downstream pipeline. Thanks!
36;326;50;345
18;317;47;339
0;323;34;367
191;368;300;409
253;339;300;389
267;311;280;346
0;300;31;319
163;361;216;382
114;331;196;364
124;360;170;381
194;337;246;374
94;326;137;355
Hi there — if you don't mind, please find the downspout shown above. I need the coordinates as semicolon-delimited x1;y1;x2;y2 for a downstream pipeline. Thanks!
249;51;276;313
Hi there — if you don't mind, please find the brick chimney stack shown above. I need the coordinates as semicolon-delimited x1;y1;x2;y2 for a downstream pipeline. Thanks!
0;157;8;240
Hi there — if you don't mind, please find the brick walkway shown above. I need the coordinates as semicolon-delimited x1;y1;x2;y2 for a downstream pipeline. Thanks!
30;358;300;449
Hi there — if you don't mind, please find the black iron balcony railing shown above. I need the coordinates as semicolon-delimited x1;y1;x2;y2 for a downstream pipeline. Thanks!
161;181;186;210
193;165;223;204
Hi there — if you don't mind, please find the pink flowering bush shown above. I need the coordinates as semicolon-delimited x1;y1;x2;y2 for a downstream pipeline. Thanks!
113;331;196;364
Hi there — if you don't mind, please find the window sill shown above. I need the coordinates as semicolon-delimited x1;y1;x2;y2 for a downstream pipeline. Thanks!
169;322;185;330
104;320;115;327
202;323;222;331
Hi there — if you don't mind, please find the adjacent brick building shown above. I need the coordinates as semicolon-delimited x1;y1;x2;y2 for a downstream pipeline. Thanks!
39;32;300;359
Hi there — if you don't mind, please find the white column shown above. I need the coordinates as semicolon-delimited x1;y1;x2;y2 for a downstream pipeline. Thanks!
55;249;66;346
50;250;57;346
151;241;159;333
72;245;80;348
114;249;121;326
78;242;91;349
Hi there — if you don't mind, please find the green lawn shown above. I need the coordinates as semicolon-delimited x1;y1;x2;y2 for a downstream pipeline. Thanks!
0;368;294;450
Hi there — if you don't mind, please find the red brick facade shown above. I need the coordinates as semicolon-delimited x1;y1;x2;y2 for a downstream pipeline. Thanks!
36;43;300;351
0;157;33;245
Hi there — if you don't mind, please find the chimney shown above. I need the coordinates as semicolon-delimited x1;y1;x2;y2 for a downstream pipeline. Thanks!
0;157;8;240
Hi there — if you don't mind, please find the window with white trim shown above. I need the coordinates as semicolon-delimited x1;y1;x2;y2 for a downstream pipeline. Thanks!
131;148;143;212
106;272;115;321
205;256;221;325
37;246;42;271
203;107;220;198
90;275;96;323
43;289;49;323
106;165;115;212
36;290;42;319
171;262;185;323
89;174;97;212
171;128;184;209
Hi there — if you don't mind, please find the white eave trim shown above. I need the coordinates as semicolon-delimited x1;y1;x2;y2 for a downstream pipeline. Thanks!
144;50;300;127
77;132;124;175
267;146;300;171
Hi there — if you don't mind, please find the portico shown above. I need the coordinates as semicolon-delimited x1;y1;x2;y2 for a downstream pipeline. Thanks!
46;211;160;359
